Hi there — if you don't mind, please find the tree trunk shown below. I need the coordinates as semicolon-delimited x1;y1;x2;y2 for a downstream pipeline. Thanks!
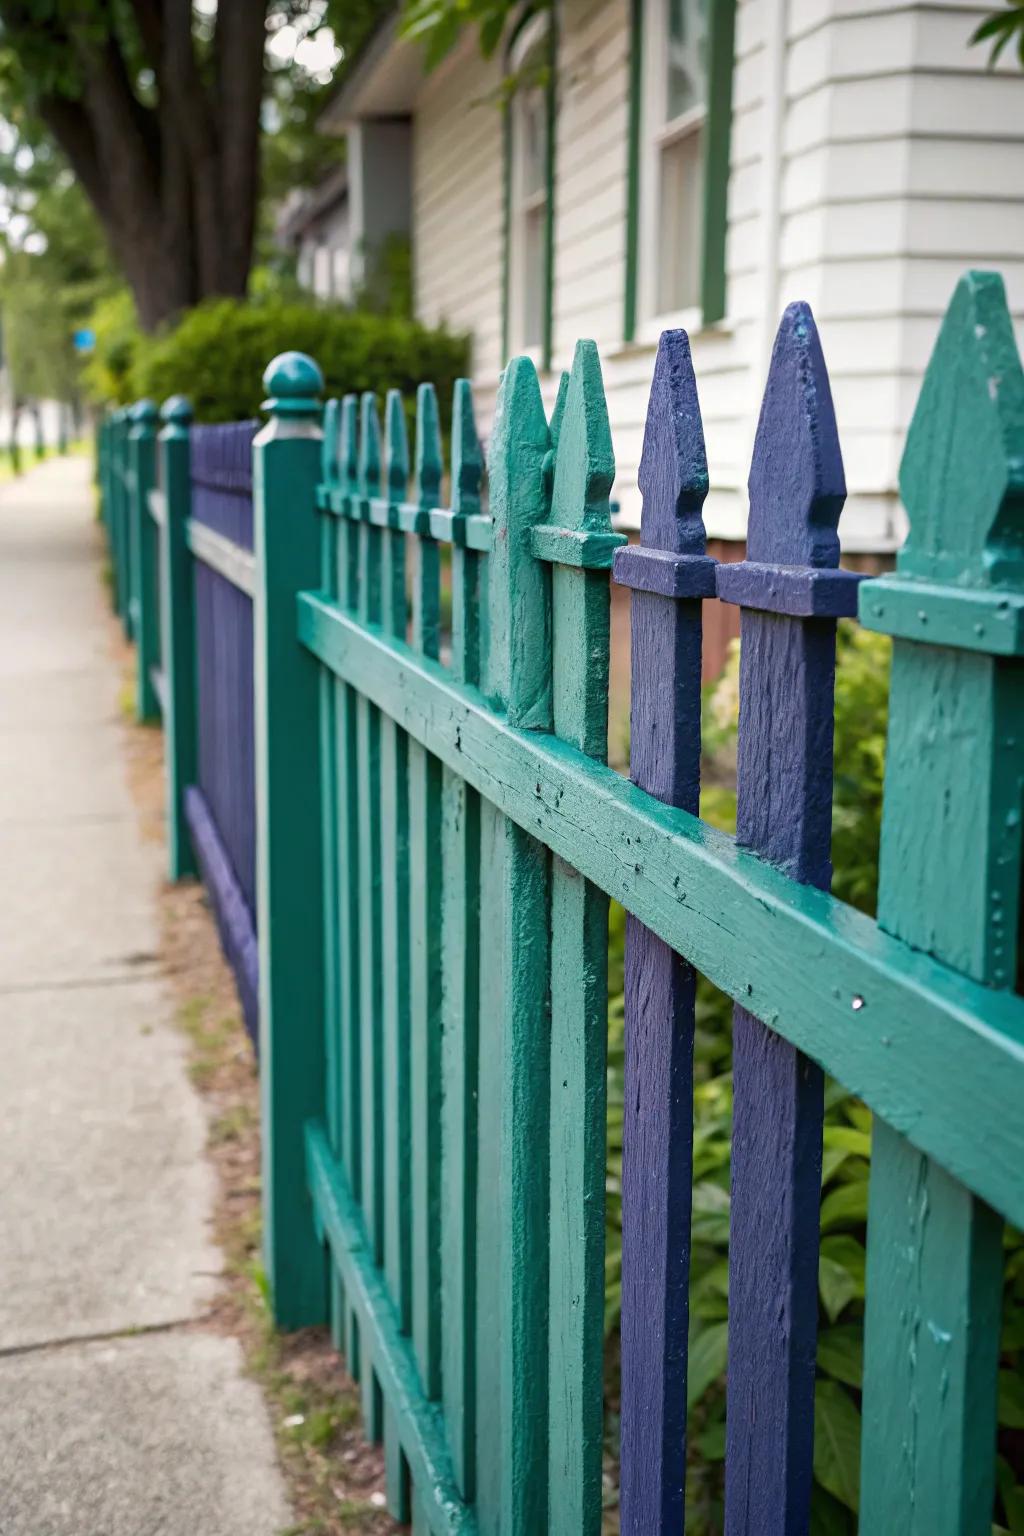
31;2;266;331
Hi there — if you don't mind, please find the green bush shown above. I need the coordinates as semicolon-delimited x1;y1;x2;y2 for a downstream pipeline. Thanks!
605;624;1024;1534
84;293;471;426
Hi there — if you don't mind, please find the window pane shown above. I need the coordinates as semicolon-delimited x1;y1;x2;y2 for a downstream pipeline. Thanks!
667;0;708;121
522;84;548;201
658;126;704;313
523;204;546;349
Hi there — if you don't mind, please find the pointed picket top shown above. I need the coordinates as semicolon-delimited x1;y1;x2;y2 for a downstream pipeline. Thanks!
899;270;1024;589
638;329;709;556
450;378;483;517
550;342;615;533
385;389;409;501
486;355;551;723
359;392;382;497
415;383;443;509
340;394;359;495
487;354;550;528
549;370;570;451
321;398;340;486
747;302;846;569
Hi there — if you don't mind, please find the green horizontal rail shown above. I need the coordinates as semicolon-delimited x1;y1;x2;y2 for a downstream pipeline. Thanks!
298;590;1024;1228
317;486;493;552
185;518;256;598
305;1121;477;1536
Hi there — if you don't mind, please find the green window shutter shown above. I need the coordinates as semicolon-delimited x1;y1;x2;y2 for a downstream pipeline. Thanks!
623;0;644;344
700;0;736;325
624;0;736;339
542;7;557;373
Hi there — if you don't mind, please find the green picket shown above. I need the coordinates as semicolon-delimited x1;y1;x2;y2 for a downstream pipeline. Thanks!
440;378;485;1501
858;271;1024;1533
478;357;553;1536
379;389;413;1520
408;384;444;1403
356;391;386;1441
534;344;622;1533
335;393;364;1383
319;398;345;1354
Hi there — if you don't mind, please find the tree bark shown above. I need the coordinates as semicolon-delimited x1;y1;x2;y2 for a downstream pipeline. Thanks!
24;1;267;330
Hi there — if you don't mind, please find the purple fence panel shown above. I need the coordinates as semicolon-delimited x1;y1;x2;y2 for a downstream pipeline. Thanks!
190;421;259;1042
715;304;861;1533
191;420;257;548
612;332;717;1532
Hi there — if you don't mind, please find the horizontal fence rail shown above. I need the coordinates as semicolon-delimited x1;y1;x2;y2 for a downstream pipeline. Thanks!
98;270;1024;1536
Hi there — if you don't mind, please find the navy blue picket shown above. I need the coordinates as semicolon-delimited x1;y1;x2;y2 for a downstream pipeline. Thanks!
189;421;260;1040
715;304;860;1533
612;332;717;1534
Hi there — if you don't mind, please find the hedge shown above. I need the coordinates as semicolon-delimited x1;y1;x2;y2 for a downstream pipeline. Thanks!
85;294;471;427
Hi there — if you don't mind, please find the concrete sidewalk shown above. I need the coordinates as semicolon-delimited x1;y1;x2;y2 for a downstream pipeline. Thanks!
0;459;290;1534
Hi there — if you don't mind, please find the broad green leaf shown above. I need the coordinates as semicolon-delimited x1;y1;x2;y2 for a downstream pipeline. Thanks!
817;1325;863;1388
686;1320;729;1411
814;1380;861;1512
820;1179;869;1232
818;1235;866;1322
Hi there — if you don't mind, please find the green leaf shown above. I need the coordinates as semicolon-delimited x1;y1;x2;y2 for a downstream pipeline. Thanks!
814;1380;861;1512
818;1235;866;1323
817;1325;863;1388
998;1369;1024;1429
694;1421;726;1461
686;1320;729;1411
811;1482;855;1536
819;1179;869;1232
1005;1483;1024;1536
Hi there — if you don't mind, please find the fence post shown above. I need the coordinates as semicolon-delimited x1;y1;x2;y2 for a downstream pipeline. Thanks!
253;350;328;1329
129;399;160;722
160;395;197;881
119;410;134;639
856;270;1024;1533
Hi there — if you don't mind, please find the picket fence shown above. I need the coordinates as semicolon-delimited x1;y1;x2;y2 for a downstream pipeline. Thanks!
98;270;1024;1536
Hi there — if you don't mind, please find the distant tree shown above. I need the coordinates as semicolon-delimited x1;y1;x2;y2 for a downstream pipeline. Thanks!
0;0;385;330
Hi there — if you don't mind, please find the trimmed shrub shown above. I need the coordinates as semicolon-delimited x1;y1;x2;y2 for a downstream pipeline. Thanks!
86;294;471;426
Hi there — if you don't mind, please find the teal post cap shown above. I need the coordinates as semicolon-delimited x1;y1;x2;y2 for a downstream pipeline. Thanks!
161;394;193;426
130;398;159;431
262;351;324;417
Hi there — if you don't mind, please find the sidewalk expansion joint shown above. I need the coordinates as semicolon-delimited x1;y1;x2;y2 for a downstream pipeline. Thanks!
0;1314;213;1364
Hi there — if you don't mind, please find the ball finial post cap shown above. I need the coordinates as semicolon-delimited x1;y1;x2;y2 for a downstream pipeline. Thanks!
130;398;159;427
161;394;193;426
262;352;324;417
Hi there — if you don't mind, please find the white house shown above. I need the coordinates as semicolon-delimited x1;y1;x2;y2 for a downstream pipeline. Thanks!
276;166;353;301
322;0;1024;559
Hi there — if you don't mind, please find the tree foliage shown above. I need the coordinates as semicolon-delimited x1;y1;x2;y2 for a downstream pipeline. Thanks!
972;1;1024;64
399;0;544;68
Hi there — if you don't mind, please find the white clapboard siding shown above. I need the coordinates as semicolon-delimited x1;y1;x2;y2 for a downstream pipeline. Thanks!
405;0;1024;543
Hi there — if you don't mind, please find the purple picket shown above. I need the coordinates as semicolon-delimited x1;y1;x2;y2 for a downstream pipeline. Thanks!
717;303;860;1535
189;420;260;1043
612;330;716;1533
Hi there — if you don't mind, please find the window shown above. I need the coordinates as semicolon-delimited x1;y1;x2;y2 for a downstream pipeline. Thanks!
645;0;708;320
626;0;733;339
506;13;553;360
